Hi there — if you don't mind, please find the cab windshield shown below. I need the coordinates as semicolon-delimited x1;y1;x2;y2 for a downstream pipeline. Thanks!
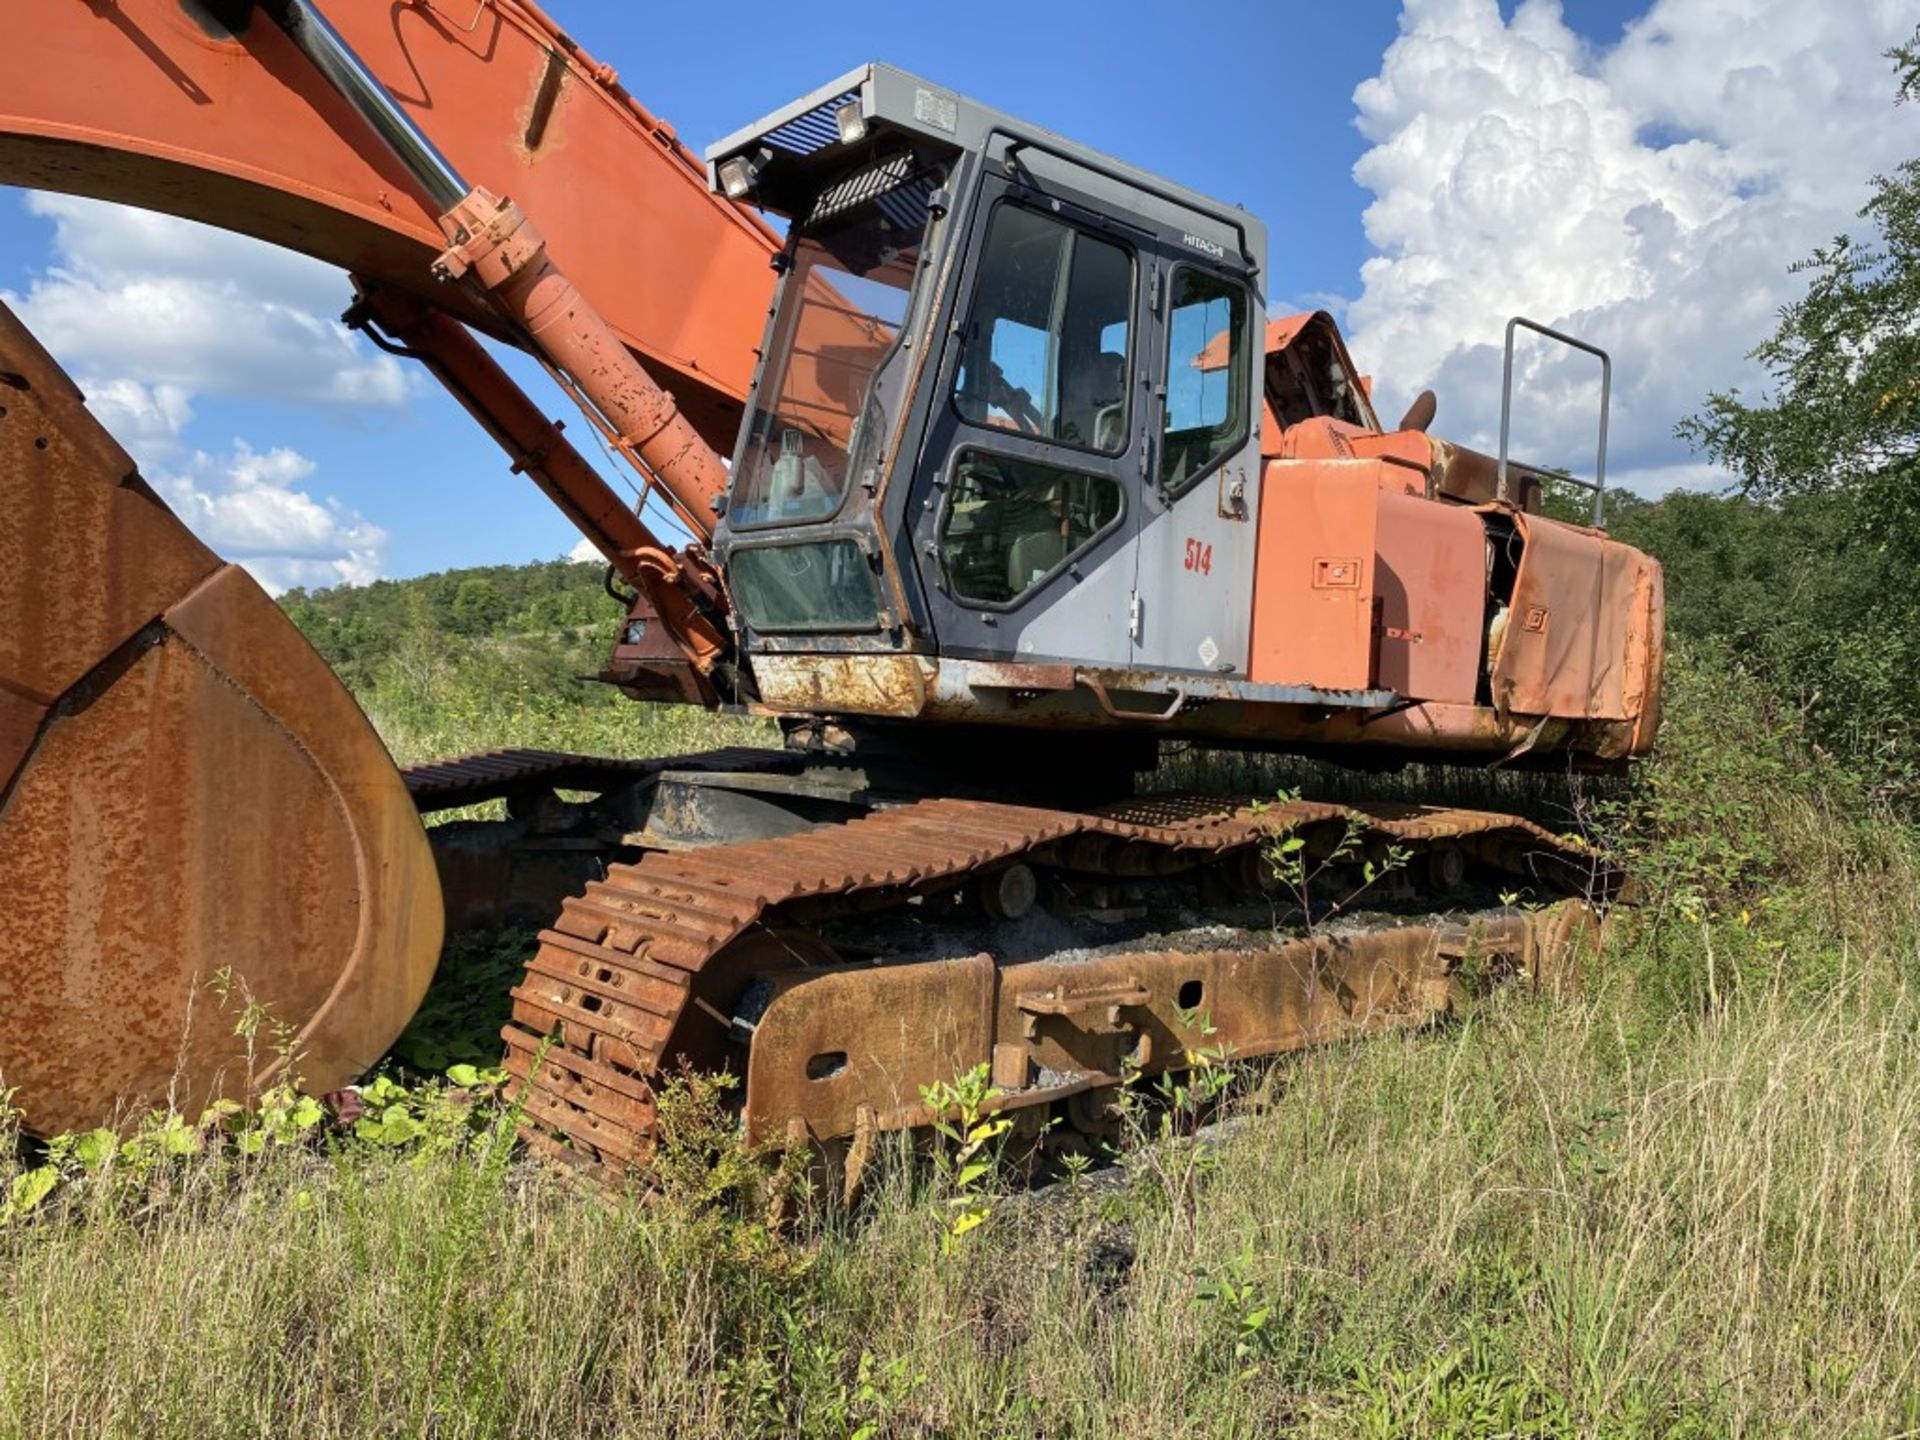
729;153;942;527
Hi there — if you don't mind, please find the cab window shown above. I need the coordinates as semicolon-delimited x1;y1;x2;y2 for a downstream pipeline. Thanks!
938;450;1121;606
729;153;943;529
730;539;881;633
954;205;1133;455
1160;267;1249;492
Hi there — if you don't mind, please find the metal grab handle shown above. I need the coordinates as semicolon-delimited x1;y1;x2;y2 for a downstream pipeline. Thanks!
1496;317;1611;525
1075;671;1188;723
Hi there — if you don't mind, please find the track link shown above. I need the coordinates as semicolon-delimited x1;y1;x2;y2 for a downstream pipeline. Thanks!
501;793;1610;1183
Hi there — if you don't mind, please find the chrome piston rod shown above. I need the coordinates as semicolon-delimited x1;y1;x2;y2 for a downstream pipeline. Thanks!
257;0;469;212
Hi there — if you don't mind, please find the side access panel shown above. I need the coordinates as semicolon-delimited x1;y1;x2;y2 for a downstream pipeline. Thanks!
1490;512;1665;730
1248;459;1489;705
1374;488;1486;704
1248;461;1380;691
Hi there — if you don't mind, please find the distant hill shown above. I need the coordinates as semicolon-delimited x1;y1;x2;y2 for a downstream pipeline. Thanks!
279;559;621;694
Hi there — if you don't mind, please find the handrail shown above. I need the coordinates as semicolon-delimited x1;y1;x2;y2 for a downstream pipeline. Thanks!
1496;317;1612;525
1075;671;1189;723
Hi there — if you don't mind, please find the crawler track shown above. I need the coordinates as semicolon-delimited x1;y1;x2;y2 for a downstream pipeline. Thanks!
401;745;794;811
497;789;1611;1184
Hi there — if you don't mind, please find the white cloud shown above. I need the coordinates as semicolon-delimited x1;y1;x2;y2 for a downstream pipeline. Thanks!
1346;0;1918;495
6;192;410;587
567;536;603;564
155;441;388;596
6;194;408;423
80;377;195;452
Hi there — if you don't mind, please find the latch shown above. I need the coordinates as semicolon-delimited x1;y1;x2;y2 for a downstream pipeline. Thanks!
1218;467;1249;521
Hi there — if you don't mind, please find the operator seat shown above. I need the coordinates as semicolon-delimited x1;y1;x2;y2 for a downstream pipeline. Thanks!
1059;350;1126;451
999;350;1123;594
1006;526;1069;593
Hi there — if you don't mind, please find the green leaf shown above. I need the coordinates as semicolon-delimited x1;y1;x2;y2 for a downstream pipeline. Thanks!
8;1165;58;1216
161;1118;200;1156
377;1110;421;1146
72;1129;118;1171
362;1076;407;1105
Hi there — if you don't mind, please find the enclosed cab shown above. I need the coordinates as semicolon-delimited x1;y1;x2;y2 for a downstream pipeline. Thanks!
705;64;1661;769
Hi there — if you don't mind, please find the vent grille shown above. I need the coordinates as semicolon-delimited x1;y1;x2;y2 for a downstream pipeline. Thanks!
809;152;938;231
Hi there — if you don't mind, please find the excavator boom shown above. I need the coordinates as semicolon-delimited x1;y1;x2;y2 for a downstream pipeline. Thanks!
4;0;776;452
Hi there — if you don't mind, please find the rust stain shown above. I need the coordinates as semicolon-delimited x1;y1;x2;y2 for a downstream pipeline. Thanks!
0;309;442;1136
751;653;929;718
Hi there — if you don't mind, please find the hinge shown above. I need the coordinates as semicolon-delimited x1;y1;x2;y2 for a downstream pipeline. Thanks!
1128;592;1143;644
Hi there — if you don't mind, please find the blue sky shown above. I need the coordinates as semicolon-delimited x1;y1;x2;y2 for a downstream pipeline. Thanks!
3;0;1911;588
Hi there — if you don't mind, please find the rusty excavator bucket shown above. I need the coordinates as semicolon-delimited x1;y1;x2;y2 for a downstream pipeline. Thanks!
0;302;443;1137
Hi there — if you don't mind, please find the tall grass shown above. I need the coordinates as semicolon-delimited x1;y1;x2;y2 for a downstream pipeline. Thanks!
6;644;1920;1437
8;914;1920;1437
358;627;775;768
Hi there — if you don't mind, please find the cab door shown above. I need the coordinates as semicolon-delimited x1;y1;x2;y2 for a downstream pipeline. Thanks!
907;151;1153;668
1127;241;1262;676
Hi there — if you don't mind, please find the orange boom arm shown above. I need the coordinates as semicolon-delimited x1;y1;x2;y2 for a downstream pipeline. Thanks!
1;0;777;453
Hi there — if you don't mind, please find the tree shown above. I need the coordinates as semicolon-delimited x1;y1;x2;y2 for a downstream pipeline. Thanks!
449;577;509;636
1679;27;1920;528
1670;28;1920;802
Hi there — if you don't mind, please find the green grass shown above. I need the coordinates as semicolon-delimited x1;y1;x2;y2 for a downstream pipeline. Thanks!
8;904;1920;1437
6;623;1920;1436
358;630;775;768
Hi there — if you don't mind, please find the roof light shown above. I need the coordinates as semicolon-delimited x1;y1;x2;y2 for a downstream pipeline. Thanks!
834;99;868;146
718;152;761;200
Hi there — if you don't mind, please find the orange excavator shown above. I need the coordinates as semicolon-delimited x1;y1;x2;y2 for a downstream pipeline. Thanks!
0;1;1661;1179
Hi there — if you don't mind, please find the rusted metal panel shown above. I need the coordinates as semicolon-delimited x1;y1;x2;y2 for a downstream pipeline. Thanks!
991;920;1506;1088
752;652;930;718
1623;551;1666;757
1491;512;1662;725
0;320;442;1136
0;310;220;719
0;689;45;795
745;955;994;1142
1373;489;1486;705
737;906;1591;1147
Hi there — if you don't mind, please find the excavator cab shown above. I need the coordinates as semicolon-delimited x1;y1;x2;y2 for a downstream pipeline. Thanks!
708;64;1268;704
